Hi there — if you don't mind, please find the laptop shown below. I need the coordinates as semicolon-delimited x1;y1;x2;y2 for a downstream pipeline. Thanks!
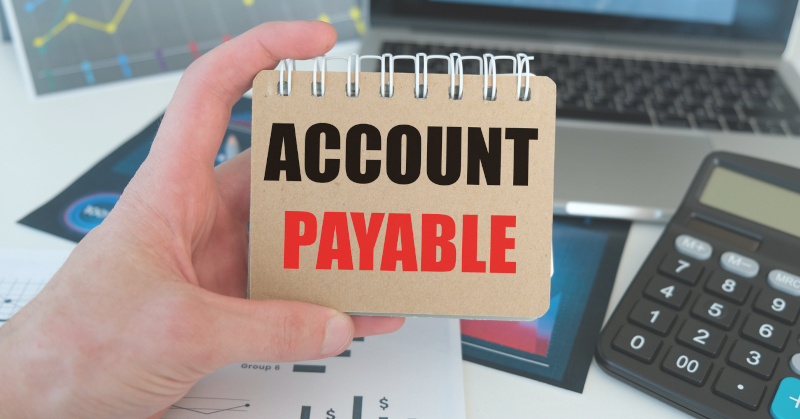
360;0;800;222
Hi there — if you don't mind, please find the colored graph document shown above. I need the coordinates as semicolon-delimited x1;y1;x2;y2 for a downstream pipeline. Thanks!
461;216;630;392
2;0;366;97
19;98;252;242
163;318;466;419
0;248;70;326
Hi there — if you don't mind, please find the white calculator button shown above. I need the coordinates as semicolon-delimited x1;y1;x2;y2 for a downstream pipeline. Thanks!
768;270;800;297
791;353;800;376
720;251;759;278
675;234;713;261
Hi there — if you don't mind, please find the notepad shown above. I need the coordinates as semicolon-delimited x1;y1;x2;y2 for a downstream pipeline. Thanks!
249;54;556;319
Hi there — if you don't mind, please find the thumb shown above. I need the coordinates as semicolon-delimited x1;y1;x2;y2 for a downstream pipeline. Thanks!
203;295;354;368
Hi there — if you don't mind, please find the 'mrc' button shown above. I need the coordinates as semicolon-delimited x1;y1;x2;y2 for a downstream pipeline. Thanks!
768;270;800;297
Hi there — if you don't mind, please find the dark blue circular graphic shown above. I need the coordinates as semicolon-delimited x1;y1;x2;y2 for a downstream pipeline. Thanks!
63;193;120;234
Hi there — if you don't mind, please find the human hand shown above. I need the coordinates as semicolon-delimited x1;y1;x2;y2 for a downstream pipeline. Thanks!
0;21;404;419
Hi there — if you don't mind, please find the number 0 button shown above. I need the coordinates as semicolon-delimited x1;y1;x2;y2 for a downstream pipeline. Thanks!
612;325;662;364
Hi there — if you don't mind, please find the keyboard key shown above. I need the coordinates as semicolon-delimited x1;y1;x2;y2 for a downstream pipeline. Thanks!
726;119;755;133
555;107;651;124
754;288;800;325
659;252;703;285
728;340;777;380
697;120;723;131
644;276;691;309
676;318;726;357
705;271;751;304
713;105;740;119
786;119;800;136
712;368;765;411
612;325;662;363
770;377;800;419
691;295;739;330
757;119;787;135
740;314;789;351
658;116;691;128
628;300;676;336
661;346;712;386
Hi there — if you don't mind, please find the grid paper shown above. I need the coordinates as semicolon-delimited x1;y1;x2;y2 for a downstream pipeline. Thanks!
0;249;70;326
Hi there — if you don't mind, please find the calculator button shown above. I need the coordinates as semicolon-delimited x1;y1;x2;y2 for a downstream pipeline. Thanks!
720;251;759;278
628;300;676;336
791;354;800;376
612;325;661;363
741;314;789;351
768;269;800;297
712;368;765;411
705;271;751;304
754;289;800;325
691;295;739;330
644;276;691;310
659;252;703;285
676;319;726;357
661;346;712;386
675;234;712;260
728;340;778;380
770;377;800;419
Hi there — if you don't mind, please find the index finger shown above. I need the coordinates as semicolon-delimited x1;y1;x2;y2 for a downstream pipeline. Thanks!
149;20;337;171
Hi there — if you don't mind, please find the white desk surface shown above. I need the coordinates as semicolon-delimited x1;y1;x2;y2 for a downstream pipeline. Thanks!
0;32;767;418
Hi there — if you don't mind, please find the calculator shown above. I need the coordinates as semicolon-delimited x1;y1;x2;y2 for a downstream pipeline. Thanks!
596;152;800;419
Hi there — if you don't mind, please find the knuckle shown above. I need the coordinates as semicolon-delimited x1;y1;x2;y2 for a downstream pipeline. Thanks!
267;307;308;361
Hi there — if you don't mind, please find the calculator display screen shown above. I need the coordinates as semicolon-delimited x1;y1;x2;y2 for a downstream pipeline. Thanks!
700;166;800;238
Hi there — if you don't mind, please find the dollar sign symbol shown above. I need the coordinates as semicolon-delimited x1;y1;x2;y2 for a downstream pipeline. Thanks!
326;408;335;419
379;397;389;410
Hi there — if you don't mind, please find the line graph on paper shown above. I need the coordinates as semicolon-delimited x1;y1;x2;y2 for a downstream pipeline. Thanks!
168;397;251;416
5;0;366;96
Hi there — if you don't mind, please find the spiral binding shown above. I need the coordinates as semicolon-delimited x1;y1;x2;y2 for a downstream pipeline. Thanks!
276;53;535;101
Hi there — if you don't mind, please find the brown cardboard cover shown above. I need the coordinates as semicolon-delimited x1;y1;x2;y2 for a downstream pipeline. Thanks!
249;68;555;319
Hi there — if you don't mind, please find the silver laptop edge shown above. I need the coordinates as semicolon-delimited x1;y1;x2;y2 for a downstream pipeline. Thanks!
361;7;800;222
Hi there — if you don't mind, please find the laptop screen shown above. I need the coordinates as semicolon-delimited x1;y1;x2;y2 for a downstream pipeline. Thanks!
373;0;799;45
434;0;737;26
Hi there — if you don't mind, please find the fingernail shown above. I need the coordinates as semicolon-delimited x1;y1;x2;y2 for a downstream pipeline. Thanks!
321;313;352;356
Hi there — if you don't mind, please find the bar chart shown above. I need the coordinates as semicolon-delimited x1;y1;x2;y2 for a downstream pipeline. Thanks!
162;318;465;419
298;395;422;419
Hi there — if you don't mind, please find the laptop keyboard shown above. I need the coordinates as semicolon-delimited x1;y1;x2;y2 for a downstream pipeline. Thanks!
382;42;800;136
